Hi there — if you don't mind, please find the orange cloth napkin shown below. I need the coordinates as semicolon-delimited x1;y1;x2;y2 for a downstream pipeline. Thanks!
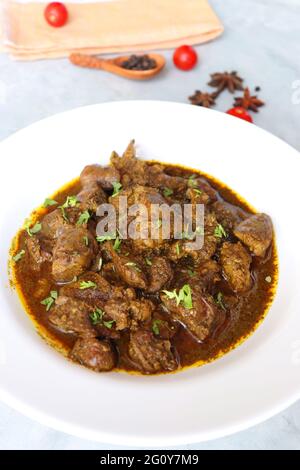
0;0;223;60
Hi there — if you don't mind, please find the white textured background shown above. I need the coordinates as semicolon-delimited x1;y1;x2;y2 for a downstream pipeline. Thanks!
0;0;300;450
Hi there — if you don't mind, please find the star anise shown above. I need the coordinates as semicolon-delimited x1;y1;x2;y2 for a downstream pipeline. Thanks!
234;87;265;112
208;71;244;95
189;90;216;108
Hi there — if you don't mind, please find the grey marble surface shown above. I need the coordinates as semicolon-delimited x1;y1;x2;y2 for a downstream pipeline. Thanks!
0;0;300;450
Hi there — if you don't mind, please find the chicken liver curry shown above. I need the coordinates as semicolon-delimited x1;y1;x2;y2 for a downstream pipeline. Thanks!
11;142;277;375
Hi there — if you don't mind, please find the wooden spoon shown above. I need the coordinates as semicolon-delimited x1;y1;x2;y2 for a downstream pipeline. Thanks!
69;53;166;80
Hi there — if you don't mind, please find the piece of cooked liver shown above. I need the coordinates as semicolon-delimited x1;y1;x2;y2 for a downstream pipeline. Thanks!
14;141;276;375
80;164;120;190
49;296;95;337
128;329;177;374
234;213;273;257
52;227;97;283
160;287;217;342
220;241;252;293
146;257;173;293
70;337;116;371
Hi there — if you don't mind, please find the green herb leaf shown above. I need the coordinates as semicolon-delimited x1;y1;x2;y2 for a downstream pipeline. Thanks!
187;268;195;277
59;206;68;222
62;195;78;208
89;308;104;325
83;235;89;246
195;226;204;235
43;198;58;208
30;222;42;234
111;182;122;198
156;219;162;229
25;221;42;237
103;320;115;329
152;319;161;335
162;284;193;309
215;292;226;310
12;249;25;262
50;290;58;300
176;242;181;256
113;236;122;252
193;188;203;195
41;290;58;312
96;233;116;243
77;210;90;225
188;175;198;188
181;229;195;240
125;262;141;272
162;289;179;302
59;195;78;221
163;187;173;197
181;284;193;309
145;258;152;266
214;224;227;239
79;281;97;289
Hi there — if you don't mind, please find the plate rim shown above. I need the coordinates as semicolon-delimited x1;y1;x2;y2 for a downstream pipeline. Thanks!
1;100;299;447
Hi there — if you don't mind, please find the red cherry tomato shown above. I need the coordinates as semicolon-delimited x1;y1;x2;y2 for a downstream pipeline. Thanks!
173;45;198;71
226;107;253;123
44;2;68;28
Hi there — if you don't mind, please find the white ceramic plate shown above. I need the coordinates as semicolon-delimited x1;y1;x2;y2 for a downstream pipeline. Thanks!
0;101;300;447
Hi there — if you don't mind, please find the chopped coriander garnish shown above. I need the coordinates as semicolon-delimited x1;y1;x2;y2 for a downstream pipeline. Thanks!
162;287;182;306
215;292;226;310
77;210;90;225
156;219;162;229
26;221;42;237
111;182;122;198
60;206;68;222
43;198;58;208
30;222;42;234
113;237;122;252
214;224;227;239
193;188;203;195
59;195;78;221
162;284;193;309
96;233;116;243
41;290;58;312
103;320;115;329
152;319;161;335
125;262;141;272
188;175;198;188
187;268;195;277
195;226;204;236
89;308;115;329
83;236;89;246
181;284;193;309
181;229;195;240
145;258;152;266
79;280;97;289
89;308;104;325
12;249;25;262
163;187;173;197
62;195;78;208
